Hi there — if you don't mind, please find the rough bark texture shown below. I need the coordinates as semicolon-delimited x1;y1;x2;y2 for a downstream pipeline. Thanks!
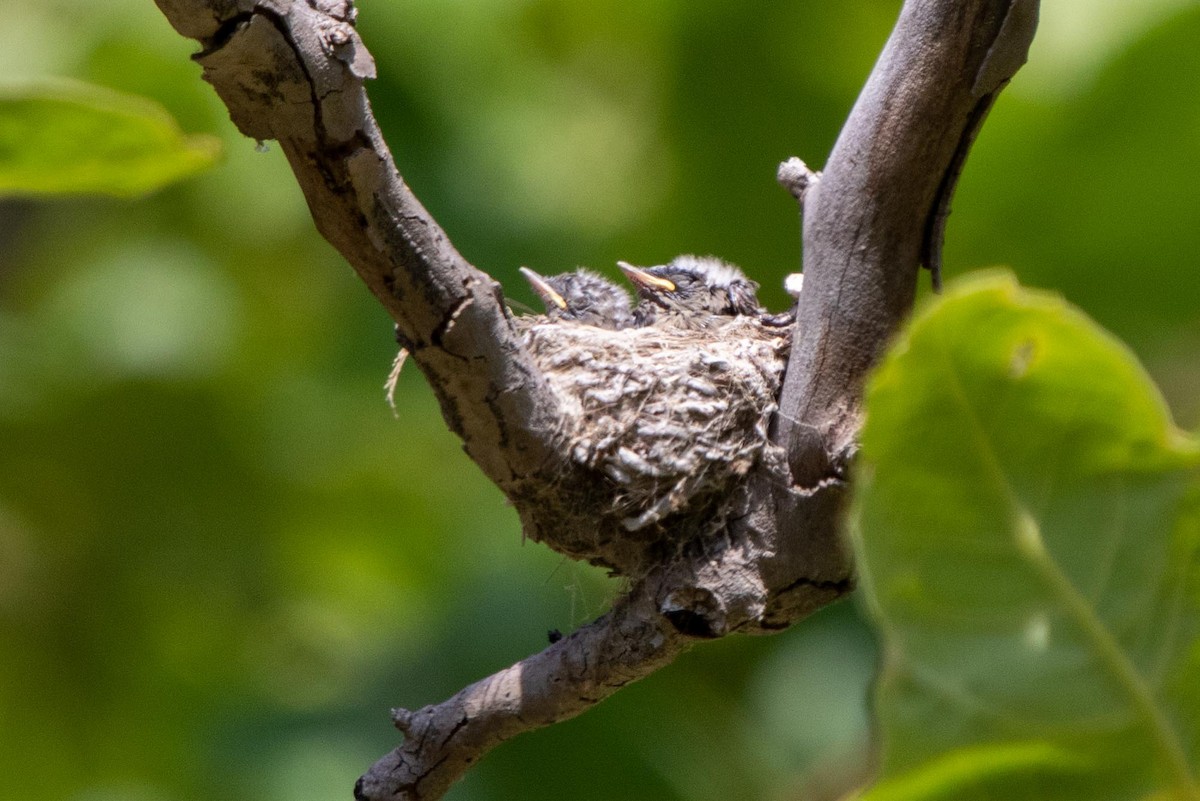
778;0;1040;487
153;1;1038;799
159;0;564;492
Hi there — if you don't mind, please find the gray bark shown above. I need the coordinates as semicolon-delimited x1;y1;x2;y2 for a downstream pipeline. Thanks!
152;1;1037;799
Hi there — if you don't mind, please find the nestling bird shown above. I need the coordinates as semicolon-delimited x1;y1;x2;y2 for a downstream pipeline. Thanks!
519;267;634;329
618;255;761;328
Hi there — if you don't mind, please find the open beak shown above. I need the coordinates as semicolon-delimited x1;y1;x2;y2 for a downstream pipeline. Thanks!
617;261;676;293
519;266;568;310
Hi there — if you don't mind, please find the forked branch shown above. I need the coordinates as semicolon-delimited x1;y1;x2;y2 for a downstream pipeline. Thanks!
153;1;1037;799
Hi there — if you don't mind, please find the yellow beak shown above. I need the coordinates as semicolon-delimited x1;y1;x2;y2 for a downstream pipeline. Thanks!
617;261;676;293
519;267;568;310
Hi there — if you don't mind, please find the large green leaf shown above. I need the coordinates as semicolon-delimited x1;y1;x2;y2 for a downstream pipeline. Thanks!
851;272;1200;801
0;79;219;198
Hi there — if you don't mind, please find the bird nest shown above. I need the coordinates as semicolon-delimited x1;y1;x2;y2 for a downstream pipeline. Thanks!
521;317;790;539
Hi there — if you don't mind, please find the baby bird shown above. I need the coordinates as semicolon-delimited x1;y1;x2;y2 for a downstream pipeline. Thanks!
618;255;761;328
519;267;634;329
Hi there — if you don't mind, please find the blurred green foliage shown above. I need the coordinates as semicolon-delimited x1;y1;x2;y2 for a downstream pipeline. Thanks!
853;274;1200;801
0;2;1198;800
0;79;219;198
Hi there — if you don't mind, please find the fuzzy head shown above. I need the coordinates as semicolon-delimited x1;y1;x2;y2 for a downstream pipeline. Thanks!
520;267;634;329
618;255;760;323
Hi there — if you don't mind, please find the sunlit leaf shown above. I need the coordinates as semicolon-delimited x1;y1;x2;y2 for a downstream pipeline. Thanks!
852;272;1200;801
0;79;220;198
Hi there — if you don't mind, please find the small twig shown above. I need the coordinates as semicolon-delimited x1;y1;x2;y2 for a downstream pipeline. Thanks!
777;157;822;205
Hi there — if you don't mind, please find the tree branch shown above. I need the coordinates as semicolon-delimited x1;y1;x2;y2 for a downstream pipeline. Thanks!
776;0;1038;486
356;577;692;801
154;0;563;491
154;1;1037;799
357;479;850;801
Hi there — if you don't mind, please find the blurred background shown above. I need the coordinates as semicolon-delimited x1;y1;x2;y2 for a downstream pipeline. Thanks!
1;1;1198;799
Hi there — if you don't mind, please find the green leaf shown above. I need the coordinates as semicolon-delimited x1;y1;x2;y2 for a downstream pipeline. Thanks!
0;79;220;198
851;272;1200;801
